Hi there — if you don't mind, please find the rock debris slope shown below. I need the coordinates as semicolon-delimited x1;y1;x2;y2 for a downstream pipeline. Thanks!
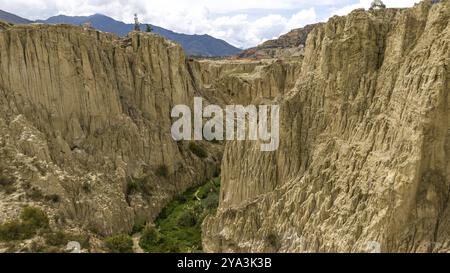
203;0;450;253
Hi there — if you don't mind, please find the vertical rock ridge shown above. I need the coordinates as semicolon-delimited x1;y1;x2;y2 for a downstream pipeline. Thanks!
203;0;450;253
0;24;221;236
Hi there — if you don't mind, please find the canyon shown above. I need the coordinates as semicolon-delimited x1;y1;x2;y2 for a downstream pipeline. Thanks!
0;0;449;253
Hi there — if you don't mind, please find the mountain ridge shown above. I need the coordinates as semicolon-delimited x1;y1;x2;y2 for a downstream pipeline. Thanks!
238;24;318;59
0;9;32;24
0;10;241;57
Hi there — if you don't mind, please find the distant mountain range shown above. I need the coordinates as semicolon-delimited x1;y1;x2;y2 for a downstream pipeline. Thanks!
0;9;32;24
0;10;242;57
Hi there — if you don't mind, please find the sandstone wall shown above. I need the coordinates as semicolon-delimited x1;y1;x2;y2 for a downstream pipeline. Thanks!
0;24;220;236
203;0;450;253
189;59;302;105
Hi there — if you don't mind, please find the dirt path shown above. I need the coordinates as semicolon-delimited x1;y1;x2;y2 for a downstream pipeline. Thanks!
132;234;144;253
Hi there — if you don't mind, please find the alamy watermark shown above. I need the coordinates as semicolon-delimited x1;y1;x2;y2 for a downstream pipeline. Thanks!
171;97;280;152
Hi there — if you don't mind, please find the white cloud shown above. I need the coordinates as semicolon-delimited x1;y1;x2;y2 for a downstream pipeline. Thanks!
330;0;419;17
0;0;419;48
286;8;318;32
179;8;317;48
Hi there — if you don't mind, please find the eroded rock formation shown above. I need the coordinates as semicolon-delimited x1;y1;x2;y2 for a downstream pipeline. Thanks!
189;58;302;105
203;0;450;253
0;24;221;239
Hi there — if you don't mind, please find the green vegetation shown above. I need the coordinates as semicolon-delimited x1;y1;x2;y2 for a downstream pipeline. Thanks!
44;230;90;249
189;142;208;158
21;207;49;229
0;207;49;242
139;227;159;248
131;220;146;234
0;206;91;253
139;177;220;253
177;209;198;228
25;187;61;204
0;221;33;241
105;234;134;253
202;193;219;210
44;231;67;246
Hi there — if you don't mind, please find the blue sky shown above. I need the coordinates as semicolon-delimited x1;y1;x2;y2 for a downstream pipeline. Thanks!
0;0;419;48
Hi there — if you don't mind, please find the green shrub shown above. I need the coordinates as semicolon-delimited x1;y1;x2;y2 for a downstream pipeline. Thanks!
45;231;68;246
131;221;146;235
45;231;90;249
192;203;204;216
126;178;139;196
21;207;49;230
201;193;219;210
139;227;160;250
188;143;207;158
213;177;221;187
155;165;169;177
105;234;134;253
197;183;214;199
0;207;49;242
0;221;34;241
177;210;197;228
158;237;181;253
26;187;60;203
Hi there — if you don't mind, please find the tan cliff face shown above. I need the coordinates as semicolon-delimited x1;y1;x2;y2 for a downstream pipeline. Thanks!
0;24;221;240
189;58;302;105
203;0;450;253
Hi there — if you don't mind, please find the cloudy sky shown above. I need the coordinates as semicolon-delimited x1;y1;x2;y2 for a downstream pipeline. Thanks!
0;0;419;48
